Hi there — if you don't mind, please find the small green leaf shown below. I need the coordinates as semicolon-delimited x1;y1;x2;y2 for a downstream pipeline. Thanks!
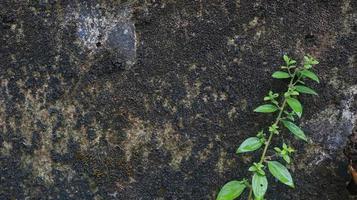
249;166;256;172
284;111;295;121
283;55;290;65
272;71;291;79
311;60;319;65
283;154;291;164
297;80;305;85
256;130;265;139
289;60;297;65
295;85;318;95
274;147;281;153
248;165;266;176
286;98;302;117
290;91;299;96
300;70;320;83
254;104;278;113
236;137;263;153
282;143;288;149
250;163;266;176
268;161;294;188
286;146;295;153
216;180;246;200
252;174;268;199
269;124;279;135
282;120;307;141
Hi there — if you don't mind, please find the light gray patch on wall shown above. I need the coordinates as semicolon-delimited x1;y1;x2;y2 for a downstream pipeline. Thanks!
303;85;357;163
65;3;137;67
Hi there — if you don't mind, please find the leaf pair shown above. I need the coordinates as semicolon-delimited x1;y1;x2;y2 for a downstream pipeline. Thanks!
274;144;295;164
264;91;279;105
255;97;307;117
236;123;304;155
249;162;265;176
303;55;319;69
283;55;297;66
268;124;279;135
252;161;294;200
273;67;319;84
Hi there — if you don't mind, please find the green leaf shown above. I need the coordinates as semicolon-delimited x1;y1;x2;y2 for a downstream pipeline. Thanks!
249;165;266;175
272;71;291;79
256;130;265;139
236;137;263;153
216;180;246;200
289;60;296;65
274;147;281;153
282;143;288;149
252;174;268;199
284;111;295;121
295;85;318;95
311;60;319;65
254;104;278;113
249;166;256;172
297;80;305;85
269;124;279;135
283;55;290;65
283;154;291;164
300;70;320;83
282;120;307;141
286;98;302;117
268;161;294;188
303;64;312;69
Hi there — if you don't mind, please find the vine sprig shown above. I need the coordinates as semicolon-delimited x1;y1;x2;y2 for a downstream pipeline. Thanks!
217;55;320;200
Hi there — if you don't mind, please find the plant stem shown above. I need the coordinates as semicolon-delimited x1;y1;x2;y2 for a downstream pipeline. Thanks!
258;99;286;164
247;70;298;200
248;189;253;200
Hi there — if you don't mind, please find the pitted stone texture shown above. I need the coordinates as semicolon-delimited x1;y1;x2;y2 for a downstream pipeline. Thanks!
0;0;356;199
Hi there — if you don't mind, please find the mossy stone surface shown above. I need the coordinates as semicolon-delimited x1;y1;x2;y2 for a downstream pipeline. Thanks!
0;0;356;199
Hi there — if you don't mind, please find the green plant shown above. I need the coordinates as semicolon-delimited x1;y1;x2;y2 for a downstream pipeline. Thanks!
216;55;320;200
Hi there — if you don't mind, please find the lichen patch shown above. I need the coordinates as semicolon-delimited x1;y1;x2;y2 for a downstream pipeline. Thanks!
122;114;152;162
122;115;193;169
216;150;235;174
182;78;202;107
157;123;193;170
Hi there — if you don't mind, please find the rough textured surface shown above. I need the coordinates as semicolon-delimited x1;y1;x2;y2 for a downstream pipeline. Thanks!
0;0;356;199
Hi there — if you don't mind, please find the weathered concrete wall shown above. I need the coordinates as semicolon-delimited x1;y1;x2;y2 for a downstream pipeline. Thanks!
0;0;356;199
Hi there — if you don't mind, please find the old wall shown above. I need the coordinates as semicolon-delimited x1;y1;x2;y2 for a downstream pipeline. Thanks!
0;0;356;199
